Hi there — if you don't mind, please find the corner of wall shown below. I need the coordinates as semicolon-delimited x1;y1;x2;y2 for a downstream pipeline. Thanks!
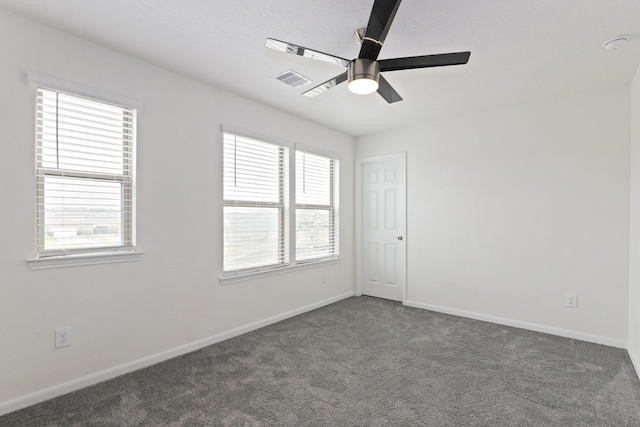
628;63;640;378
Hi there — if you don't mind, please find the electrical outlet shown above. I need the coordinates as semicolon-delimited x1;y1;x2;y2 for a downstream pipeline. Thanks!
321;273;327;284
566;294;577;308
55;327;71;348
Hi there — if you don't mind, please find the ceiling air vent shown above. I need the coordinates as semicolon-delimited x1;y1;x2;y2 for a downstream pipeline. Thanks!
274;69;312;87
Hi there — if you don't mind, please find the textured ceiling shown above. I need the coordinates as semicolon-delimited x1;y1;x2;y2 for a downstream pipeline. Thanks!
1;0;640;136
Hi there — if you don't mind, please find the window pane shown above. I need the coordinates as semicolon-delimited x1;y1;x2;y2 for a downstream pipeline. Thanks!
38;90;131;175
42;176;123;251
295;150;338;262
223;133;288;274
296;151;331;205
296;209;331;261
224;206;281;271
36;87;135;255
224;136;283;203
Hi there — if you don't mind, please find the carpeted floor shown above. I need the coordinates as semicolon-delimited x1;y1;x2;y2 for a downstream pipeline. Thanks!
2;296;640;426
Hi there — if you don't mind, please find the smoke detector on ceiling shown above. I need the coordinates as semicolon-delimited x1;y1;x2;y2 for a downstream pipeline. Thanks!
603;35;630;51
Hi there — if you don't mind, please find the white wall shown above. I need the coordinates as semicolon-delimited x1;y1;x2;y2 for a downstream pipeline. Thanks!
629;65;640;372
356;87;630;345
0;9;354;412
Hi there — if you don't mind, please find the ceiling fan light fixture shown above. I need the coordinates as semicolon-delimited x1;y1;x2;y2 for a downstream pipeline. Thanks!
348;78;379;95
348;58;380;95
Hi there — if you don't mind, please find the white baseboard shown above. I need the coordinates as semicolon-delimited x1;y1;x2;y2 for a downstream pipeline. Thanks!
404;300;627;349
0;291;354;417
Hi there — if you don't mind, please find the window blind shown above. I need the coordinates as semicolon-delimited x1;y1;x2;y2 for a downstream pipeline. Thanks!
36;87;136;256
295;151;339;261
223;132;289;274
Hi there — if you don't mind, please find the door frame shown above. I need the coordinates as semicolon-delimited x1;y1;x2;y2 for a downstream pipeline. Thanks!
355;152;407;303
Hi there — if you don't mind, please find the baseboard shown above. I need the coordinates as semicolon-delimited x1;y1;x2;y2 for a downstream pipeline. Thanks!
0;291;354;417
404;300;627;349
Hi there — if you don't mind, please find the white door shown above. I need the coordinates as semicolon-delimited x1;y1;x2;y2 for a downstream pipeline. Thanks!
361;155;406;302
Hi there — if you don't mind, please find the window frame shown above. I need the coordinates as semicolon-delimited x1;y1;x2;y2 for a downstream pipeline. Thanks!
295;151;340;263
26;73;142;268
219;134;342;284
222;131;289;276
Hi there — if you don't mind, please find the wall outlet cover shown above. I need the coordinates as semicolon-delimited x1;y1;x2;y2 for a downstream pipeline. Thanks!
55;327;71;348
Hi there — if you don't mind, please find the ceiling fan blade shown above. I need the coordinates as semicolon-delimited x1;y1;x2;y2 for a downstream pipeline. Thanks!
265;38;350;67
358;0;402;61
377;74;403;103
302;72;349;98
379;51;471;72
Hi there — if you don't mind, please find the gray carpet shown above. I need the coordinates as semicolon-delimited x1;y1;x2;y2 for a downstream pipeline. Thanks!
2;296;640;426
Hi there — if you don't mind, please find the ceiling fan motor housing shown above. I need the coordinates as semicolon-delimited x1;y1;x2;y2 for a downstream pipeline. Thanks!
348;58;380;94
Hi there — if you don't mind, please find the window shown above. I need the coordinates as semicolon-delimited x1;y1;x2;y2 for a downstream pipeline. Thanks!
296;151;339;262
221;132;340;280
223;132;289;274
35;87;136;257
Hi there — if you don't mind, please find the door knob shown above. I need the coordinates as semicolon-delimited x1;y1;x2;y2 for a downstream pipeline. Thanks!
397;235;403;240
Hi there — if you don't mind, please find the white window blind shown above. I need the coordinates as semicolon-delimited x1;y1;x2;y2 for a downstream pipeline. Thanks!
36;87;136;256
223;132;289;274
295;151;339;262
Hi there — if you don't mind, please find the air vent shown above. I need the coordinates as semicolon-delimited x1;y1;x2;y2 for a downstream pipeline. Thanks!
274;69;312;87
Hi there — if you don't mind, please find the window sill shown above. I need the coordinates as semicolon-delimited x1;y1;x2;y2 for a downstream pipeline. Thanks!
27;251;143;270
220;257;342;285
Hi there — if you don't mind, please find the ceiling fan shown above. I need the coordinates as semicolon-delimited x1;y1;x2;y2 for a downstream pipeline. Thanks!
265;0;471;103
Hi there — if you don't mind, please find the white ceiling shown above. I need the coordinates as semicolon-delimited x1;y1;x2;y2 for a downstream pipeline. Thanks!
1;0;640;137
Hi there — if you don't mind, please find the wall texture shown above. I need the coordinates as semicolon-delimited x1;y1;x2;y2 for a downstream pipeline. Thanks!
356;87;630;346
0;9;354;412
629;65;640;372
